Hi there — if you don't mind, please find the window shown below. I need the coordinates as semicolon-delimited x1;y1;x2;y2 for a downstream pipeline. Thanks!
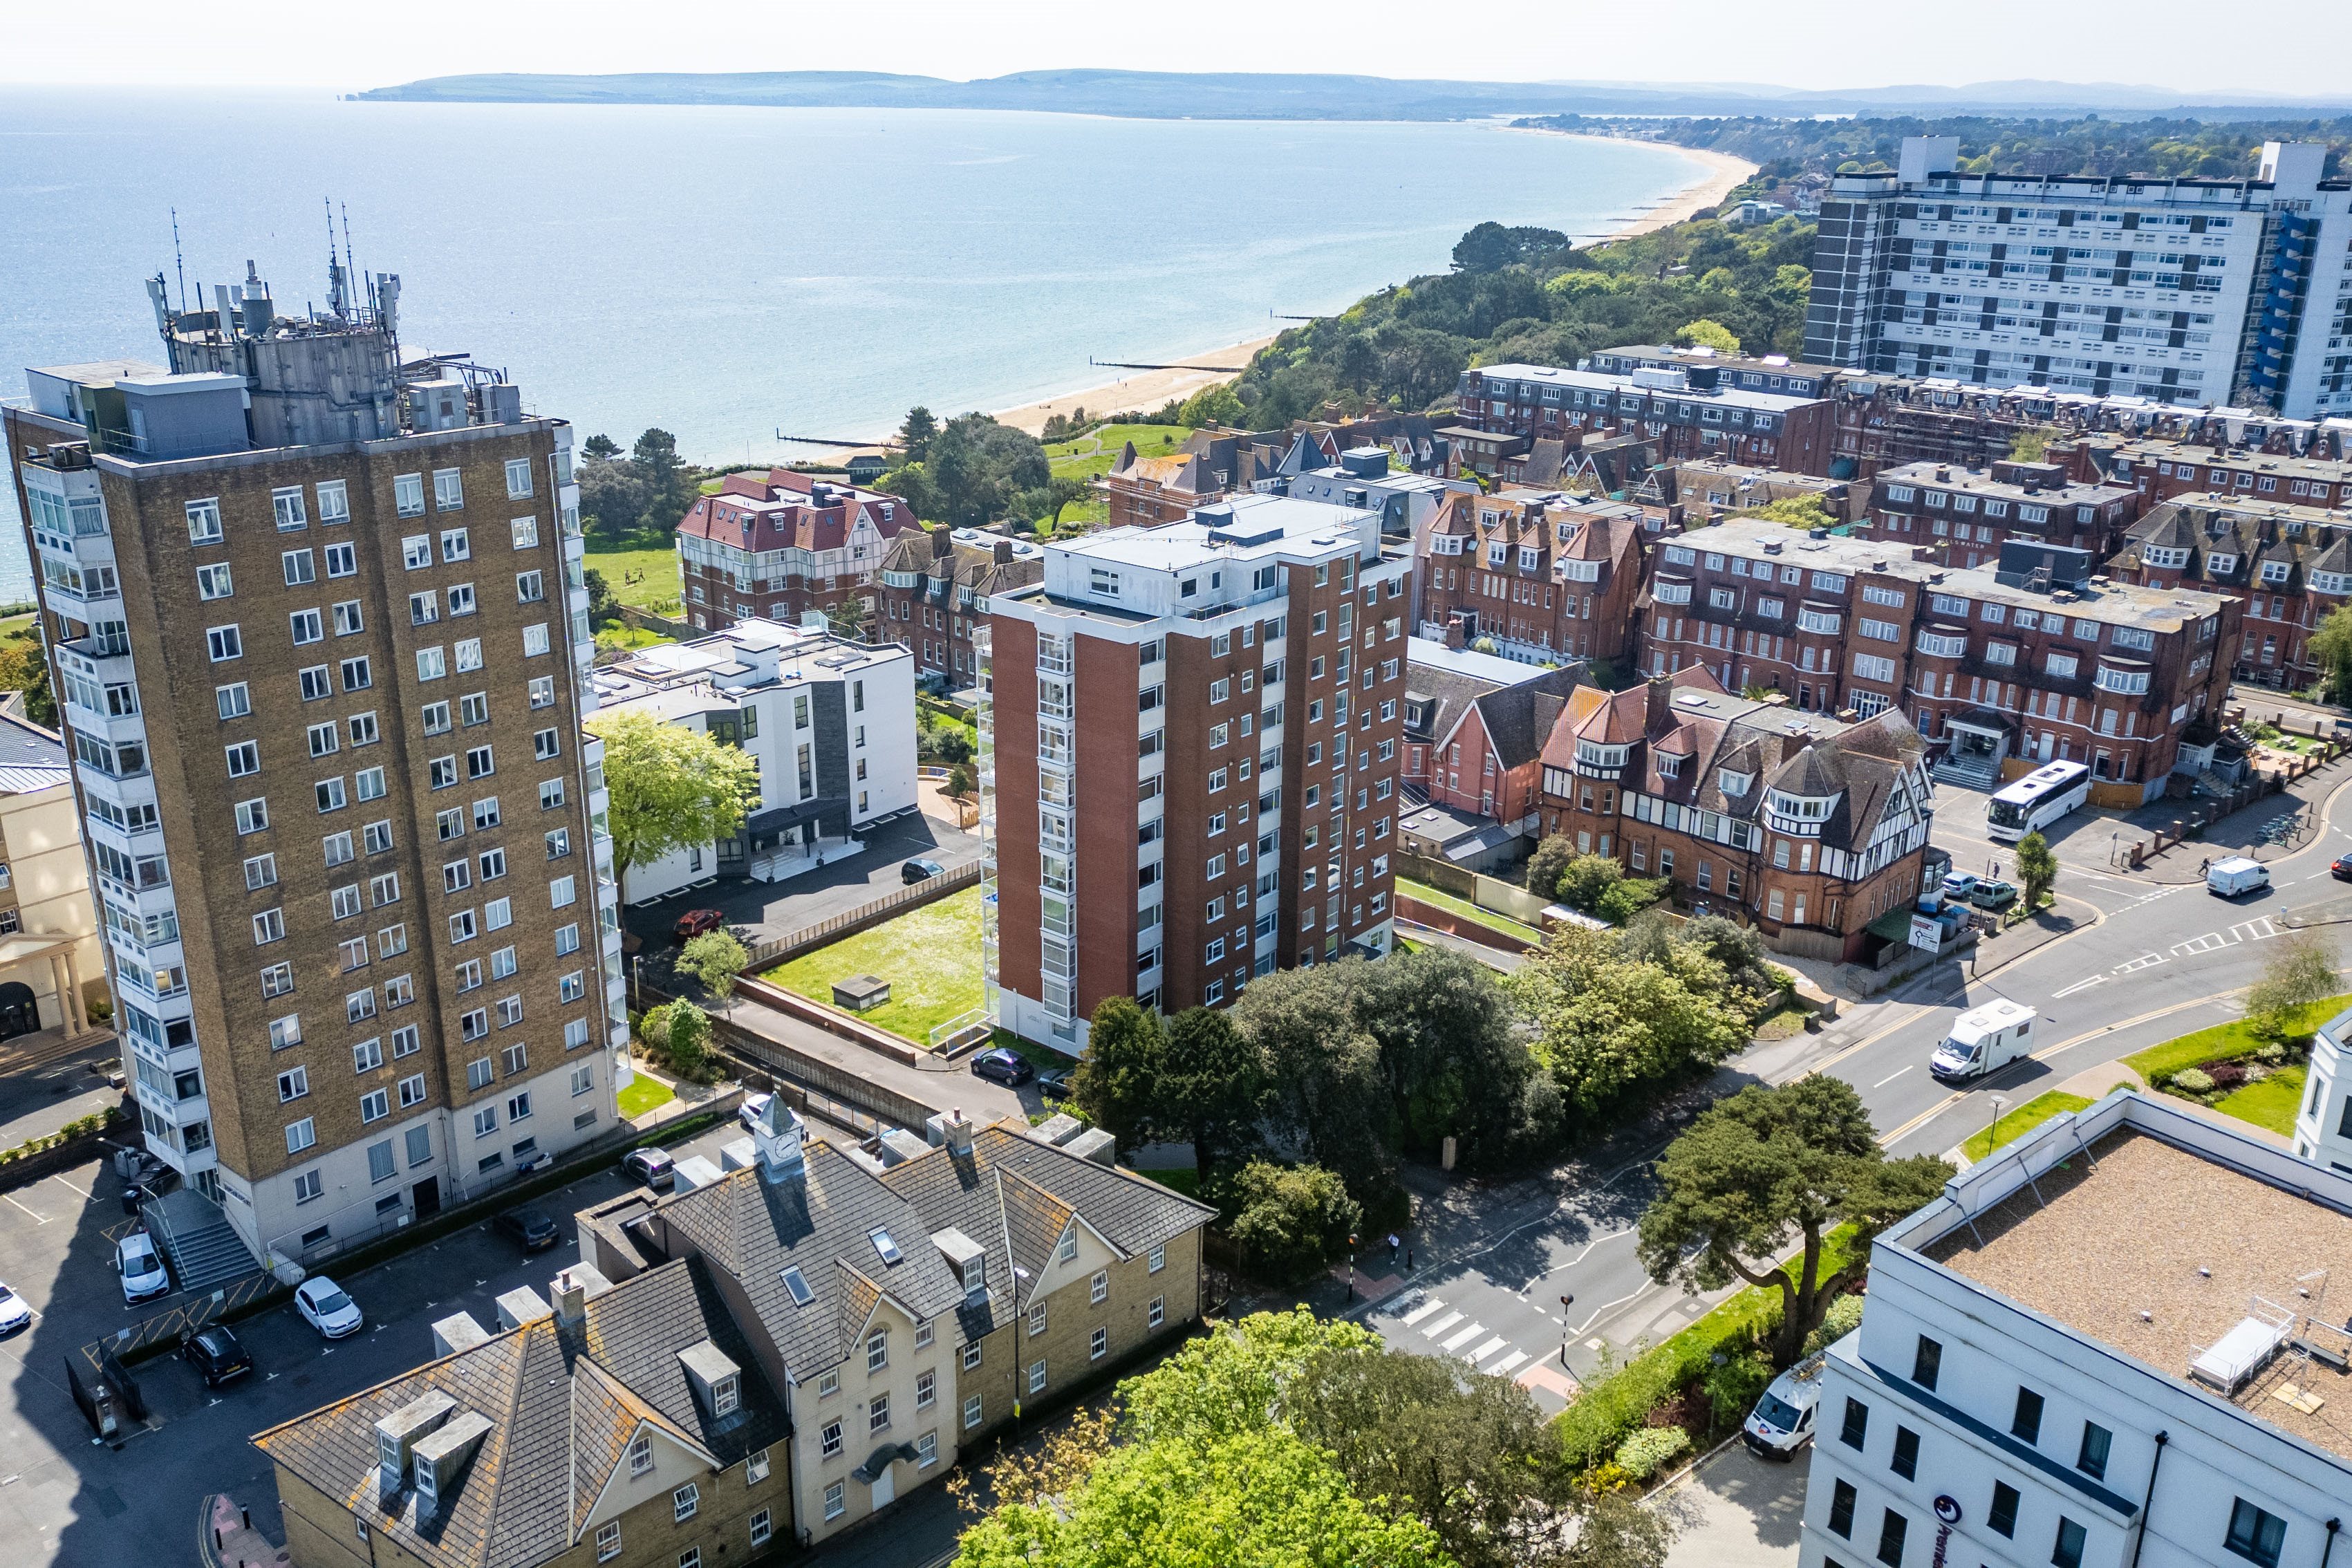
749;1509;772;1547
2225;1500;2287;1567
285;1117;315;1154
596;1522;622;1563
254;908;286;944
433;469;464;512
207;625;243;662
505;457;534;498
186;498;223;543
963;1343;982;1371
1027;1359;1047;1394
824;1481;845;1520
1876;1509;1907;1568
225;740;261;778
2052;1518;2087;1568
1989;1481;2019;1538
447;582;476;617
963;1396;982;1430
747;1448;771;1484
340;655;371;691
1029;1303;1047;1337
2076;1421;2111;1481
1890;1426;1919;1480
1090;1326;1108;1361
869;1391;893;1433
360;1089;389;1123
1912;1336;1941;1390
290;608;324;644
1829;1479;1856;1538
516;570;544;602
868;1329;889;1372
272;487;307;530
1149;1244;1166;1273
197;563;235;599
914;1432;935;1471
417;647;446;682
915;1369;935;1409
672;1482;698;1522
277;1066;309;1102
2011;1388;2044;1445
1148;1296;1164;1329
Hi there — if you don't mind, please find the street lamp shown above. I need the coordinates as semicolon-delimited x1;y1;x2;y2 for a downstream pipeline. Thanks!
1986;1094;2008;1155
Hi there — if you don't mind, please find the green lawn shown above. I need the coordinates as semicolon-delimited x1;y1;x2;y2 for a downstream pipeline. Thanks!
1395;879;1546;944
595;624;675;653
0;613;36;642
1044;422;1195;483
2121;991;2352;1081
586;541;684;615
2213;1063;2308;1136
1961;1090;2095;1161
767;885;984;1046
617;1074;676;1118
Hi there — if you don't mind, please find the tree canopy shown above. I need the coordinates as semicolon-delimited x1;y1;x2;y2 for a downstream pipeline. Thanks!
1637;1076;1952;1365
883;412;1050;528
1506;925;1752;1118
588;711;760;885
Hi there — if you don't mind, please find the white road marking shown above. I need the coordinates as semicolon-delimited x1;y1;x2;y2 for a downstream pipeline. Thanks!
1421;1311;1464;1340
2116;953;2166;974
1;1195;45;1224
48;1175;90;1199
1874;1065;1914;1088
1467;1335;1510;1364
2051;976;2107;999
1440;1323;1487;1352
1399;1298;1447;1327
1487;1350;1530;1376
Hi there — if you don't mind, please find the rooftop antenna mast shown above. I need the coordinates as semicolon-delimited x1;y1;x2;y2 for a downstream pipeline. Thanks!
170;207;187;312
339;203;357;310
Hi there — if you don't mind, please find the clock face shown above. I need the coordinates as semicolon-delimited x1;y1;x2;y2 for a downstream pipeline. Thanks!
1934;1495;1963;1525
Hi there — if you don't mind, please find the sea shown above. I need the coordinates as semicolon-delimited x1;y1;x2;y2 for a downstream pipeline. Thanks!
0;88;1706;603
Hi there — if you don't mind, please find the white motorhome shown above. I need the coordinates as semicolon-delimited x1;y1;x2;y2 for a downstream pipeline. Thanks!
1930;998;2037;1083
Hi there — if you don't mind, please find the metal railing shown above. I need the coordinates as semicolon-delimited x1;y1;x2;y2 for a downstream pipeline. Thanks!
742;861;980;970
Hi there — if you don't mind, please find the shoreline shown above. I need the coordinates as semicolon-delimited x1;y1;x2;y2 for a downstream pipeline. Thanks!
991;138;1754;434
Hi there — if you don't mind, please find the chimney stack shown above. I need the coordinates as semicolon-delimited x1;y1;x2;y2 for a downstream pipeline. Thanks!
993;539;1014;564
1646;673;1674;734
932;525;953;560
552;1268;588;1328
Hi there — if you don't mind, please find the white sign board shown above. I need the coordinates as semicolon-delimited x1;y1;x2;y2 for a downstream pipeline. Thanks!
1910;913;1943;953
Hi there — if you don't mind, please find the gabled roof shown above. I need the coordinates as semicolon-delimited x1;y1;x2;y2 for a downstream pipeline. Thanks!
252;1258;784;1568
1468;665;1588;771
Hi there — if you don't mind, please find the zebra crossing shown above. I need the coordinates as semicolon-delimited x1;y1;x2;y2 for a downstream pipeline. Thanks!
1397;1294;1533;1379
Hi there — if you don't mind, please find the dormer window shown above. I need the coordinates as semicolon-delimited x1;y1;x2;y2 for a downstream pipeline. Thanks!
962;1256;987;1295
1720;771;1751;797
1657;754;1684;779
2260;561;2290;584
2208;554;2239;575
713;1375;740;1416
1575;741;1629;770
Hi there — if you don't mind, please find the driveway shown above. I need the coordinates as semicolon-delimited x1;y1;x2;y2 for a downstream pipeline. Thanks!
1656;1441;1809;1567
623;810;981;950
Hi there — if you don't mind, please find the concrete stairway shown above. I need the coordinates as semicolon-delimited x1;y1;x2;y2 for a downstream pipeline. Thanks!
144;1187;256;1291
1934;755;2001;790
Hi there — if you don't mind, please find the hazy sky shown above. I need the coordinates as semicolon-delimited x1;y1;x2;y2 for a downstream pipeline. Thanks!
12;0;2352;97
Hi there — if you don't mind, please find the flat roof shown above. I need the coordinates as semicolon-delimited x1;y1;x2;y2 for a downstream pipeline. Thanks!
1406;637;1557;687
1876;461;2134;507
1468;362;1821;415
1926;1128;2352;1464
1047;494;1376;574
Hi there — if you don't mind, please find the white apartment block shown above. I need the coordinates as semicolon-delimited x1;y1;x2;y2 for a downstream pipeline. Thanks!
1802;1091;2350;1568
1808;138;2352;418
2294;1006;2352;1176
590;620;918;902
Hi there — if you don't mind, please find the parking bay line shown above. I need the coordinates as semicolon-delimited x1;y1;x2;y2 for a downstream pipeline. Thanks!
1;1194;44;1224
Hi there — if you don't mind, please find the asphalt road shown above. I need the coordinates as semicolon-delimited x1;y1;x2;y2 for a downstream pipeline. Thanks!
1368;763;2352;1401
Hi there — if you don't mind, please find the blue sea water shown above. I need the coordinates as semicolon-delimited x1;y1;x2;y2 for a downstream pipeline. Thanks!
0;88;1706;600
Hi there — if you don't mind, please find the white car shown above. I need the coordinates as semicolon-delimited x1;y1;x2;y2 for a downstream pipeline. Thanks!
738;1092;774;1132
295;1276;364;1339
115;1233;171;1305
0;1280;31;1336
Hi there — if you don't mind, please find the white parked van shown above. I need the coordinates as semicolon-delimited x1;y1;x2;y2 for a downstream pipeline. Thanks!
1930;998;2037;1083
1743;1352;1827;1458
2206;857;2270;898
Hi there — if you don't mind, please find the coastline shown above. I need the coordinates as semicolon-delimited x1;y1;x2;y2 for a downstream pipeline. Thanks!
993;137;1754;435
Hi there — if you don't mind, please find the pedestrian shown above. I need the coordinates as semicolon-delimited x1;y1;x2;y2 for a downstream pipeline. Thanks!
1387;1232;1399;1266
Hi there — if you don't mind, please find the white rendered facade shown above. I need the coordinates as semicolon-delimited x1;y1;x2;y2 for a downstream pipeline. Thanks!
2293;1006;2352;1175
1802;1092;2352;1568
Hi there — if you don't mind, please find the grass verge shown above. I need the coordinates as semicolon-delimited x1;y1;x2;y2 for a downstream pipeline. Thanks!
1397;879;1544;944
2120;991;2352;1082
766;885;984;1045
1960;1090;2094;1161
2212;1062;2307;1136
585;541;684;613
1141;1167;1202;1199
617;1074;677;1119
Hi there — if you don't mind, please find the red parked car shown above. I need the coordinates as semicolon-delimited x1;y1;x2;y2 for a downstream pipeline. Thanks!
673;908;727;942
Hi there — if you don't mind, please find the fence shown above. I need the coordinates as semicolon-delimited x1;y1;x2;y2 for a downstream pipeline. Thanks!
1395;850;1550;923
712;1015;944;1134
86;1266;284;1365
616;604;694;640
745;860;980;969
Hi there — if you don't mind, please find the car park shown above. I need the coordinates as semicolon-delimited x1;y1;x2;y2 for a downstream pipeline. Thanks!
673;908;727;942
622;1147;676;1188
295;1276;364;1339
971;1047;1034;1087
180;1324;254;1387
901;857;946;884
0;1280;30;1336
494;1207;562;1253
115;1233;171;1305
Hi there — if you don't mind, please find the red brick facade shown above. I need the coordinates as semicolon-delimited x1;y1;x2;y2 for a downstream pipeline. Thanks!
1414;490;1646;666
675;469;913;634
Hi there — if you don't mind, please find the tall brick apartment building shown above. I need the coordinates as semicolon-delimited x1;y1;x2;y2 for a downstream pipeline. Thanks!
982;495;1409;1051
1414;489;1645;666
1641;520;2238;799
1455;359;1839;476
3;263;624;1270
2110;496;2352;686
1536;672;1933;960
675;469;913;633
873;525;1043;691
1858;459;2142;567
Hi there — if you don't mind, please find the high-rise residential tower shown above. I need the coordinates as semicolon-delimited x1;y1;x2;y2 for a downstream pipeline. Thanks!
980;494;1408;1051
3;258;627;1270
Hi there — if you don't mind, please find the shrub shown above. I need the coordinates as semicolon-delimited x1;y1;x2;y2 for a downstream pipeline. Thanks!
2203;1061;2248;1091
1805;1293;1865;1354
1613;1426;1691;1480
1226;1161;1361;1285
2170;1067;2214;1094
2255;1041;2288;1065
1702;1347;1773;1431
1524;834;1576;902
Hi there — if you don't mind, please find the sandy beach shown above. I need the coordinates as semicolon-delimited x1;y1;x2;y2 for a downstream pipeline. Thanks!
993;140;1755;434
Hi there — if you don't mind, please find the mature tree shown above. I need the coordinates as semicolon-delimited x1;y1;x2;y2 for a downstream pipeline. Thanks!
897;405;939;463
1072;996;1163;1147
1452;221;1573;274
2312;602;2352;699
1043;472;1094;525
2246;930;2339;1040
2014;829;2059;911
1121;1307;1379;1446
678;929;749;1009
583;566;620;627
581;433;622;460
589;711;760;887
1233;963;1392;1198
1634;913;1783;1015
1638;1076;1953;1366
1354;946;1559;1165
2008;424;2059;462
1226;1161;1361;1285
1751;492;1836;529
0;635;55;728
655;998;713;1078
926;413;1052;528
1506;926;1749;1116
1675;317;1743;353
631;427;682;493
1156;1005;1266;1182
1176;380;1246;428
578;449;653;538
1554;852;1626;913
1524;834;1576;901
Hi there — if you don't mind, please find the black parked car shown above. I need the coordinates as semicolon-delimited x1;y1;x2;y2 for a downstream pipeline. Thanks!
971;1047;1034;1087
495;1206;562;1252
181;1324;254;1388
1036;1066;1074;1103
902;857;946;885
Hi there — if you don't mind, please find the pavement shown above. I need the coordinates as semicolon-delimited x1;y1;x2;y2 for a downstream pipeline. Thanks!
0;1028;122;1149
621;810;980;951
1656;1441;1811;1568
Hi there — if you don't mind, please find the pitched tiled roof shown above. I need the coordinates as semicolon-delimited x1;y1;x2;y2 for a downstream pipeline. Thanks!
1471;666;1589;771
2118;496;2352;592
252;1258;784;1568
